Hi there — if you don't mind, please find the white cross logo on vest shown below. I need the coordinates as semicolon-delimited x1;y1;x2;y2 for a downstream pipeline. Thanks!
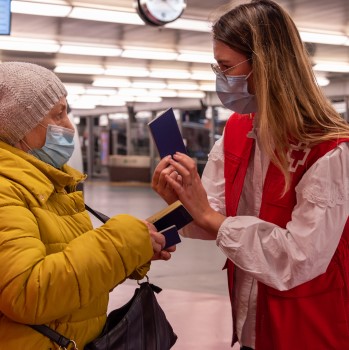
287;142;311;172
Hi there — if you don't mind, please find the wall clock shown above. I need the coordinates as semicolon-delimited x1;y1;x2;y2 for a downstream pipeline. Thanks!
135;0;187;27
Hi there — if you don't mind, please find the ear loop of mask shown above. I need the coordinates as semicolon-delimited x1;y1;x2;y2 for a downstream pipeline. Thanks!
245;70;253;80
20;139;33;152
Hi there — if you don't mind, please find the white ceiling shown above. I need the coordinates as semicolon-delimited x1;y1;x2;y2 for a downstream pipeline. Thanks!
2;0;349;115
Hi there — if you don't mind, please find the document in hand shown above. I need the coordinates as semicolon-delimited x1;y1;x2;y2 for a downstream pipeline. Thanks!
146;200;193;232
160;225;182;249
148;108;187;158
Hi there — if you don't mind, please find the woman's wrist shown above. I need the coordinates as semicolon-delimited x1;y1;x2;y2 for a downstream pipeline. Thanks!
197;209;226;238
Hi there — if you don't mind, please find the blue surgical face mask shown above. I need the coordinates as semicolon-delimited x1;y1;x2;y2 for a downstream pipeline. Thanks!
215;72;258;114
29;124;75;168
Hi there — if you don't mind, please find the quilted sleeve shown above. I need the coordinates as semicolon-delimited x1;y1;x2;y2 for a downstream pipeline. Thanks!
0;180;153;324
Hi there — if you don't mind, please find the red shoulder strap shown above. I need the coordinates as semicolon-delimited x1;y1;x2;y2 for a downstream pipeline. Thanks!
224;113;254;216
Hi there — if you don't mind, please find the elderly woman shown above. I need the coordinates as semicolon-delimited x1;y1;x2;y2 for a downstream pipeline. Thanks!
0;62;174;349
152;1;349;349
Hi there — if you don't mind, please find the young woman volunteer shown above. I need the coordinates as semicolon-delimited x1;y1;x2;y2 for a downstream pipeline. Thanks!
152;1;349;349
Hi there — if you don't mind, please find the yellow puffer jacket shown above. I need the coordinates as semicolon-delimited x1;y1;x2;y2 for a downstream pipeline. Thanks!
0;141;153;349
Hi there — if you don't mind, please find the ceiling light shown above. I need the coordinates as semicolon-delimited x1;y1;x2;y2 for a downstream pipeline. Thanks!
122;49;178;60
167;82;199;90
0;37;59;53
147;89;178;97
93;78;131;88
97;97;126;107
64;84;86;95
177;51;214;63
315;76;330;87
54;64;104;75
132;81;167;89
71;95;105;104
85;88;118;95
105;66;150;77
118;88;149;97
149;69;191;79
165;18;211;32
134;96;162;103
177;91;206;98
11;1;72;17
69;101;96;109
10;2;349;46
299;30;348;45
190;70;215;80
59;44;122;57
12;2;210;33
199;83;216;91
69;7;143;25
313;62;349;73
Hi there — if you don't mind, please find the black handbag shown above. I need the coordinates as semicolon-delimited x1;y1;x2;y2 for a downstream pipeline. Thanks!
31;278;177;350
85;278;177;350
30;205;178;350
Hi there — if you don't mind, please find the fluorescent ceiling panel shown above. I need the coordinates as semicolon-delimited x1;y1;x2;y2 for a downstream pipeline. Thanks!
313;62;349;73
105;67;150;77
54;64;104;75
167;83;199;90
177;52;214;63
85;88;118;95
69;7;143;25
199;83;215;91
0;37;59;52
299;31;348;45
131;81;167;89
177;91;206;98
149;69;191;79
122;49;178;60
11;1;72;17
92;78;132;88
190;71;215;80
147;89;178;97
60;44;122;57
165;18;211;32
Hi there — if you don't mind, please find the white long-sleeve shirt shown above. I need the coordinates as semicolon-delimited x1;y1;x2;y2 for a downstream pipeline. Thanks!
182;129;349;348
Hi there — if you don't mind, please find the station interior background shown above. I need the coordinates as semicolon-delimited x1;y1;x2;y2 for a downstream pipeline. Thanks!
2;0;349;181
1;1;349;349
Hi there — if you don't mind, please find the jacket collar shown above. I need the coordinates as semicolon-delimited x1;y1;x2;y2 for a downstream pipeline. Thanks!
0;141;86;204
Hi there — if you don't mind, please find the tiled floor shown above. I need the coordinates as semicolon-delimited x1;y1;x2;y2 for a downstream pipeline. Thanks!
84;180;240;350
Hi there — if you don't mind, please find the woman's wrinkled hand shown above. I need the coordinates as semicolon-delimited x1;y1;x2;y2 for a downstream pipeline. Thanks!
142;220;176;261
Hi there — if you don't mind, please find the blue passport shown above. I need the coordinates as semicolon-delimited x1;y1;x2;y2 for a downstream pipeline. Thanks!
148;108;187;158
160;225;181;249
146;200;193;232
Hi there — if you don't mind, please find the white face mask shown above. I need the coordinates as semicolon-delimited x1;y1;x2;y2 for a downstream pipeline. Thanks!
215;71;258;114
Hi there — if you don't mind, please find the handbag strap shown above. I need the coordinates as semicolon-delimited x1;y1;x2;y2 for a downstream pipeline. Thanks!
85;204;110;224
30;324;77;349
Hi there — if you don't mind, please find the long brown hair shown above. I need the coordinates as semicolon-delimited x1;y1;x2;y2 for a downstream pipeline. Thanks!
212;0;349;190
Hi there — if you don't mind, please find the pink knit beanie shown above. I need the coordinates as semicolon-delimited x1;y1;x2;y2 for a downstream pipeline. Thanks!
0;62;67;145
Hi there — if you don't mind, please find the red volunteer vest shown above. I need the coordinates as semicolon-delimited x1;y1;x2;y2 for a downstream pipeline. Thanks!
224;113;349;349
